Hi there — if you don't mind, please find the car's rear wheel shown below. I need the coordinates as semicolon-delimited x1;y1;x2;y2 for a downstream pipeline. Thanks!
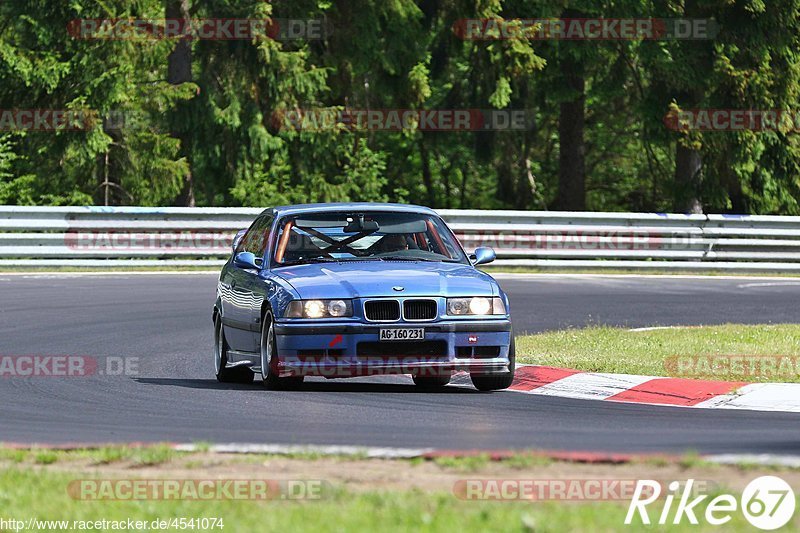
470;334;515;391
260;311;304;390
214;314;255;384
412;367;451;389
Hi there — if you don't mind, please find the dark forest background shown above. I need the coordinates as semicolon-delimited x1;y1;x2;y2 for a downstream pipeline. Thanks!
2;1;800;214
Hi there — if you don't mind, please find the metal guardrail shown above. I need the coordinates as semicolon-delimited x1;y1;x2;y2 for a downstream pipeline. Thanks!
2;205;800;271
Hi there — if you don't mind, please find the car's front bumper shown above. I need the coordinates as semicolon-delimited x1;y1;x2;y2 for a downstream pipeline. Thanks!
273;319;512;378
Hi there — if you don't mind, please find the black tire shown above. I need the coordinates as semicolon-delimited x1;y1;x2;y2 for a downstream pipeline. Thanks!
412;372;451;389
214;315;255;384
470;333;515;391
260;311;304;390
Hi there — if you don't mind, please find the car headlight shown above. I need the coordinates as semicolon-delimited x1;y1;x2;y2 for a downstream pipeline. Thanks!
284;299;353;318
446;297;506;316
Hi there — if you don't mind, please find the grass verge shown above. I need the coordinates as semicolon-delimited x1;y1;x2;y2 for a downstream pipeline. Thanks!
0;445;177;467
0;467;686;532
1;454;797;532
516;324;800;382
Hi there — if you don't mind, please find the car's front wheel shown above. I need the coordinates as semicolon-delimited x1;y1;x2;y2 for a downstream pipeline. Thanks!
214;315;255;384
260;311;304;390
470;334;515;391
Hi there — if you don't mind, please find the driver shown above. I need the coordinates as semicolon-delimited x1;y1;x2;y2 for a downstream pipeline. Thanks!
379;233;409;253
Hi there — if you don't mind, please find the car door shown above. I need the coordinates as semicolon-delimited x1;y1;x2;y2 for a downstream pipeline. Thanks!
220;214;273;352
237;214;276;352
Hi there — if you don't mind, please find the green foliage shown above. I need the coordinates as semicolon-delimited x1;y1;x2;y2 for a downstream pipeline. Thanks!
0;1;799;213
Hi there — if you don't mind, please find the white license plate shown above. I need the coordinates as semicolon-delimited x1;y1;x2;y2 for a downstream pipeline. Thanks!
379;328;425;341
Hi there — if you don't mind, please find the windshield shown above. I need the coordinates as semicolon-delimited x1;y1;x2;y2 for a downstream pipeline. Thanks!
273;211;468;266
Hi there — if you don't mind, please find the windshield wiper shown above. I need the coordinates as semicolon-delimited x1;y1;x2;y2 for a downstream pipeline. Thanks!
378;256;438;262
279;256;339;266
379;256;464;263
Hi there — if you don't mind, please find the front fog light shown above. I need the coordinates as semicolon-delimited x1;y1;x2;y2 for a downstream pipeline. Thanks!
327;299;348;317
304;300;326;318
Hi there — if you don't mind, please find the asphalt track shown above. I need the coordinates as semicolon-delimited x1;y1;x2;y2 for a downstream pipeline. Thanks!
1;273;800;453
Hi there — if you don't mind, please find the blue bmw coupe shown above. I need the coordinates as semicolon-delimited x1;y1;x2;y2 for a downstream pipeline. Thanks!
213;203;514;391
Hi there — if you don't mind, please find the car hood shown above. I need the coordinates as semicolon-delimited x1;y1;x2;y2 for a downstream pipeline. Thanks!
274;261;498;299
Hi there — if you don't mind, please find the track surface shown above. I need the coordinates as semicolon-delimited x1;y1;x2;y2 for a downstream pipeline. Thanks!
1;273;799;453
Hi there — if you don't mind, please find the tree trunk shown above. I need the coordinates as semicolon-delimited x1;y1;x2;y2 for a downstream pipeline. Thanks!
555;48;586;211
493;133;517;206
418;135;436;207
459;163;468;208
672;0;707;214
166;0;195;207
723;157;746;213
442;161;453;209
674;143;703;214
516;133;535;208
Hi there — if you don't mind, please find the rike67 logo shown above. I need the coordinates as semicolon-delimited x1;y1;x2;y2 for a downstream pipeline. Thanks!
626;477;796;530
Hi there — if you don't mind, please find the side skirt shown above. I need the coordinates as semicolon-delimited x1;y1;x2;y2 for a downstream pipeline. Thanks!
226;350;259;370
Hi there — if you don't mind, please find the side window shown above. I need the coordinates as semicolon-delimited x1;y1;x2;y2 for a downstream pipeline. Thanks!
235;219;258;254
237;215;274;257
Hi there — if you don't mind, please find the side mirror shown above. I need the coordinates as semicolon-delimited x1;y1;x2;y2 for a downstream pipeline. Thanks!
234;251;261;270
471;247;496;266
232;229;247;253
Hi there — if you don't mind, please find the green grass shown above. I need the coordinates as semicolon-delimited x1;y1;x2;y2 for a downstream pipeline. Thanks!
129;444;176;466
191;441;213;453
0;445;181;467
0;448;28;463
0;466;791;532
229;450;370;464
81;446;132;465
5;445;798;472
430;453;554;472
517;324;800;382
32;450;59;465
79;444;177;466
